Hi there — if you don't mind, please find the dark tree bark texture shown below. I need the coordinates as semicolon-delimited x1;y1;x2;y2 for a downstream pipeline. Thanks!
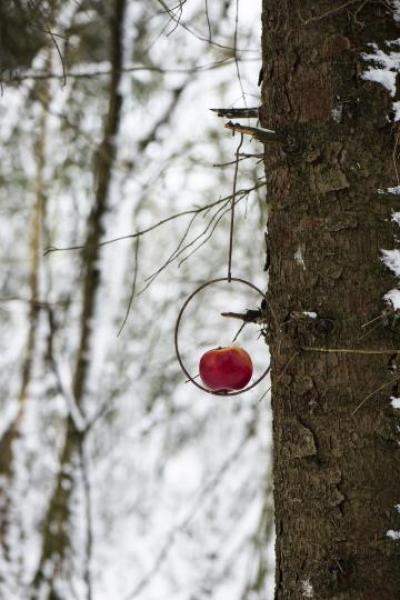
261;2;400;599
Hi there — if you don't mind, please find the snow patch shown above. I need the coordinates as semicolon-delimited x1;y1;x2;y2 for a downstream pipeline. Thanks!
331;104;343;123
393;100;400;122
378;185;400;195
393;0;400;22
384;289;400;309
391;397;400;409
303;311;317;319
392;212;400;226
301;578;314;598
361;40;400;120
382;249;400;277
395;504;400;513
387;529;400;540
361;43;400;96
294;246;306;270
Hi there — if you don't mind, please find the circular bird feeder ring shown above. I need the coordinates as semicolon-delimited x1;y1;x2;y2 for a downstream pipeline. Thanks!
174;277;270;396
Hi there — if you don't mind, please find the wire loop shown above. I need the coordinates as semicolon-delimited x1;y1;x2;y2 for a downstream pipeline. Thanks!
174;277;270;396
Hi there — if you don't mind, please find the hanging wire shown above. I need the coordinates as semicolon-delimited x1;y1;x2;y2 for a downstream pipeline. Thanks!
227;133;244;281
174;131;270;395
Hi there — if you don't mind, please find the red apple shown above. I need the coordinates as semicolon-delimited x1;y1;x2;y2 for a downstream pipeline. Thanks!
199;346;253;392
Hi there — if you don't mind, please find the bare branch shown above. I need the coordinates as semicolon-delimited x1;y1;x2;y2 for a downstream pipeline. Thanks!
117;236;140;337
298;0;368;25
3;56;250;83
211;107;260;118
44;184;265;256
225;121;282;143
233;0;246;106
139;199;232;294
154;0;257;52
177;202;232;268
138;181;265;295
221;309;264;323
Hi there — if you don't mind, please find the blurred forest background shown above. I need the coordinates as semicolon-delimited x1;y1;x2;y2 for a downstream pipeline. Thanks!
0;1;272;599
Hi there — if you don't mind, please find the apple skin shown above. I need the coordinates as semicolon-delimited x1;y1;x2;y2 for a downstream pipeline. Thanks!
199;346;253;392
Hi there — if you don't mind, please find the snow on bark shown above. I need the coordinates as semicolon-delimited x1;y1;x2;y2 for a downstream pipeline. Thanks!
381;249;400;277
390;396;400;409
361;24;400;120
386;529;400;540
393;0;400;22
361;43;400;96
378;185;400;194
301;578;314;598
384;289;400;309
294;246;306;270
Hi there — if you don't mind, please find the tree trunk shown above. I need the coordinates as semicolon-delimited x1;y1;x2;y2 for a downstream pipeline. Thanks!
32;1;126;596
0;6;52;557
261;2;400;598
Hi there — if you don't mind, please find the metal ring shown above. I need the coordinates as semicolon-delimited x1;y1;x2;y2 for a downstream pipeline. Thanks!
174;277;270;396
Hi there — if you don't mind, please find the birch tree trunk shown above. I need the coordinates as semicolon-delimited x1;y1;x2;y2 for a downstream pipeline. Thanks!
261;2;400;598
0;10;52;553
32;1;126;596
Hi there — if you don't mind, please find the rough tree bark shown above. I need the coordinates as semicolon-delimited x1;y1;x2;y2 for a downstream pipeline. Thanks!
261;2;400;598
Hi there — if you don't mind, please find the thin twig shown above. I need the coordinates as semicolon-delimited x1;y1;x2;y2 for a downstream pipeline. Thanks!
303;346;400;355
352;374;400;416
42;26;66;86
166;0;184;35
233;0;246;107
357;318;390;342
155;0;258;53
204;0;212;42
177;204;232;268
140;197;236;294
232;321;246;343
211;107;259;119
155;0;188;15
44;185;264;256
157;204;229;274
225;121;281;143
298;0;363;24
117;236;140;336
3;57;249;83
357;310;393;342
361;311;391;329
213;153;263;168
45;301;86;433
259;352;298;402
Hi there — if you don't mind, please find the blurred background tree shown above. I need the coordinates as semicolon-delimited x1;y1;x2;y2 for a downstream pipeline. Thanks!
0;1;272;599
0;0;47;76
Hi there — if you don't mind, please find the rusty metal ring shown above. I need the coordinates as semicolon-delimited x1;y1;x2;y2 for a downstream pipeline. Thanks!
174;277;270;396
